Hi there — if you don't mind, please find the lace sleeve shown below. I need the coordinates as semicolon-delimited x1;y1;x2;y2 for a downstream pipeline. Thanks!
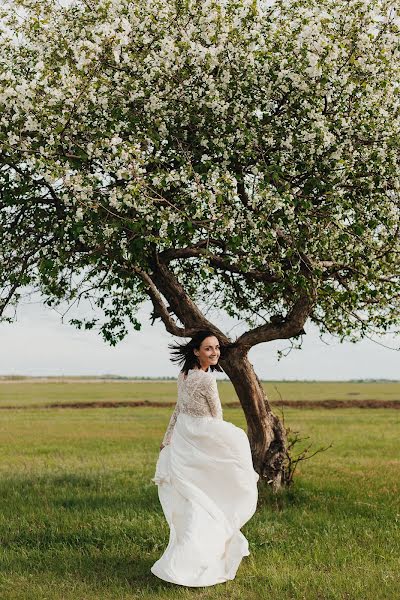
199;374;223;420
162;403;180;446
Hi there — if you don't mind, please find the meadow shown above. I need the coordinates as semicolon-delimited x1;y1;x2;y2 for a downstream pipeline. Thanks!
0;381;399;599
0;379;399;408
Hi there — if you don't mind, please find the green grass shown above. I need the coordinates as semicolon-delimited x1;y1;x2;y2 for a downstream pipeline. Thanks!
0;380;399;407
0;405;399;599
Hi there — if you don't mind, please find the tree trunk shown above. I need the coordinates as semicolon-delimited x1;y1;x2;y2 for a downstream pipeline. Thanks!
220;347;289;493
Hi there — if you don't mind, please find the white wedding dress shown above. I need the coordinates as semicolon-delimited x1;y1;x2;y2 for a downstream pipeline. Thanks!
150;367;259;587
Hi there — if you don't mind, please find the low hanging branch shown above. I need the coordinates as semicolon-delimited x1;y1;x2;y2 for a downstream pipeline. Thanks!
133;266;198;337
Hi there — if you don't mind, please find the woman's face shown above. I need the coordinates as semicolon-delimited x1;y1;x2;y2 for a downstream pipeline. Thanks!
194;336;221;370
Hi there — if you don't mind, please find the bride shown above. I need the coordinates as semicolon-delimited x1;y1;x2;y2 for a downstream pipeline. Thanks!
150;330;259;587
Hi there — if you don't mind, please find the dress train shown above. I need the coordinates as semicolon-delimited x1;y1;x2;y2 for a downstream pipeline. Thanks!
150;412;259;587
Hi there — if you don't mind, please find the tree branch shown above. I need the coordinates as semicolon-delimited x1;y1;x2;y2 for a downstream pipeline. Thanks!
0;281;19;318
148;256;232;344
235;289;316;348
159;246;280;283
0;250;37;317
133;267;197;337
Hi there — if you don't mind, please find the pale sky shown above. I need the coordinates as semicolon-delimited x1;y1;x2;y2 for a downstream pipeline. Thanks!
0;299;398;380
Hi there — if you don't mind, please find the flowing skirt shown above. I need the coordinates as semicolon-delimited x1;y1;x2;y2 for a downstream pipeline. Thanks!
150;413;259;587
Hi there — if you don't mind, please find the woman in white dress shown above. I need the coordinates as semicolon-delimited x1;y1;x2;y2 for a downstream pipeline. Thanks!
150;330;259;587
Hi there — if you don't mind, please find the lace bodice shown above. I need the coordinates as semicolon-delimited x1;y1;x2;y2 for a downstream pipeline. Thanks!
162;368;223;446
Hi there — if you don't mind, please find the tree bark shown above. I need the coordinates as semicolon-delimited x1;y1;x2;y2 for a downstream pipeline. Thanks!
220;346;288;494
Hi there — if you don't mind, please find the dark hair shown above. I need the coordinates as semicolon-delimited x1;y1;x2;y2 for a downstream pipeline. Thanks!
169;330;224;375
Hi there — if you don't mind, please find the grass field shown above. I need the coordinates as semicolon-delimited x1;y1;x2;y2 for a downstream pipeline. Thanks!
0;380;399;408
0;393;399;600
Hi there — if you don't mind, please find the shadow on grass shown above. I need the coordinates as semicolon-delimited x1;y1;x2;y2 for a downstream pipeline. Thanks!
0;470;392;594
255;476;385;521
1;550;180;592
0;472;188;592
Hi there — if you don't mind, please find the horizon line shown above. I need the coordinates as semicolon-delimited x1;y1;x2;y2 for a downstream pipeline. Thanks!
0;375;399;383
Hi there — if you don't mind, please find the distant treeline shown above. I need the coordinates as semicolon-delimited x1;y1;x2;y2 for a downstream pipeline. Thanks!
0;375;398;383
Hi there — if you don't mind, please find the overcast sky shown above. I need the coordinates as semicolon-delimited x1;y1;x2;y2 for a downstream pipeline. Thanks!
0;299;398;380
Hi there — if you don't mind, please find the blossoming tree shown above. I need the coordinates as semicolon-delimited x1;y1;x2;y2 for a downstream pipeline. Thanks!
1;0;399;490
